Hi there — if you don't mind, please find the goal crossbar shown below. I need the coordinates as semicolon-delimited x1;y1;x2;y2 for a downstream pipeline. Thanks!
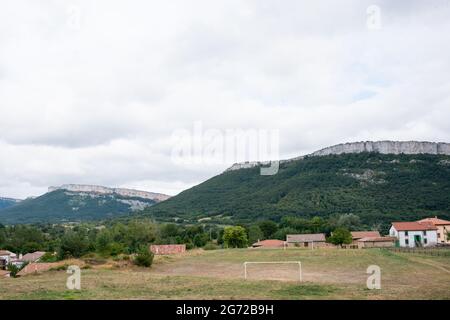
243;261;302;282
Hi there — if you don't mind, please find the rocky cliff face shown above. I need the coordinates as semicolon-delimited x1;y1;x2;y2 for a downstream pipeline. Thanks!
48;184;171;202
310;141;450;157
226;141;450;171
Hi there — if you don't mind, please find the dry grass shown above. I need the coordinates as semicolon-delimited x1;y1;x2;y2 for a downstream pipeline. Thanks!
0;248;449;300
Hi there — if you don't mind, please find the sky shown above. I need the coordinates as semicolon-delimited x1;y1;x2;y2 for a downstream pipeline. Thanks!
1;0;450;199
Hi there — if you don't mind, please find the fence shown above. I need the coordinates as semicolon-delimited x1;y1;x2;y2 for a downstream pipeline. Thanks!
387;247;450;257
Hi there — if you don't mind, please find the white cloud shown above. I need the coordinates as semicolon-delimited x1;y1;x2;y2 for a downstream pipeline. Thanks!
1;0;450;198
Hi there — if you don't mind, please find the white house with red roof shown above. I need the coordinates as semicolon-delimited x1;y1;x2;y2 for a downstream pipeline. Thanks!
389;221;438;248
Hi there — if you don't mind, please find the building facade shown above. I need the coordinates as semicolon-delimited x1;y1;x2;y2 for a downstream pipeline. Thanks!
390;222;438;247
417;217;450;244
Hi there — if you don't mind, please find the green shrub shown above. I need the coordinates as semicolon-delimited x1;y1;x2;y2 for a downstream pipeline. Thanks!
40;252;58;262
203;242;219;250
7;263;21;278
133;246;154;267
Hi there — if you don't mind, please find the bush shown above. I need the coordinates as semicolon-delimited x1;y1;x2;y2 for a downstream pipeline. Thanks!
40;252;58;262
203;242;219;250
133;246;154;267
7;263;21;278
185;241;195;250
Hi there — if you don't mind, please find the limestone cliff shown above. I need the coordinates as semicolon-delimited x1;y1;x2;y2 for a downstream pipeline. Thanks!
48;184;171;202
226;141;450;171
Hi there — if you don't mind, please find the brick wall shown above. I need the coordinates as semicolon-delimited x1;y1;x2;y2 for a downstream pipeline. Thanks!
150;244;186;255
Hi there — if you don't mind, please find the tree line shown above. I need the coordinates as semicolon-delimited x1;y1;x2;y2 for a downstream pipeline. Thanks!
0;213;368;259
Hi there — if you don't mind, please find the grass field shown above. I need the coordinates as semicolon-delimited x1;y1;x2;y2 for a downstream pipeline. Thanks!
0;248;449;300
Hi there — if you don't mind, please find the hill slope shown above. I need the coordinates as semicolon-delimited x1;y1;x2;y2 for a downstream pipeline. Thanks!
0;186;169;224
144;152;450;226
0;197;21;210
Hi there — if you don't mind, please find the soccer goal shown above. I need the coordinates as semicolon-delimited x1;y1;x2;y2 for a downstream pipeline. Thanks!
243;261;302;283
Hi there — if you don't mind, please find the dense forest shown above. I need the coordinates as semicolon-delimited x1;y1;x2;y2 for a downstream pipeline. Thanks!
143;153;450;228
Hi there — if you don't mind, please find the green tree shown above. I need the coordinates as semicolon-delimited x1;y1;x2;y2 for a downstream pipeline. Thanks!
160;224;180;239
58;231;90;259
330;214;362;231
272;227;297;241
328;227;352;246
248;225;264;244
258;221;278;239
125;220;157;253
193;233;209;247
223;226;248;248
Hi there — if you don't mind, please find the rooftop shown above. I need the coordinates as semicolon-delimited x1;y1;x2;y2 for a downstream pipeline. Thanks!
22;251;46;263
286;233;326;243
252;239;285;247
351;231;381;239
392;221;437;231
417;216;450;226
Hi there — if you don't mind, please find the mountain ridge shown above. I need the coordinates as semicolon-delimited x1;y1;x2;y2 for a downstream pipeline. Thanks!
226;140;450;171
48;184;171;202
0;185;170;224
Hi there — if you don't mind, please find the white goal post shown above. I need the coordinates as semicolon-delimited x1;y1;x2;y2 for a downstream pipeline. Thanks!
243;261;302;283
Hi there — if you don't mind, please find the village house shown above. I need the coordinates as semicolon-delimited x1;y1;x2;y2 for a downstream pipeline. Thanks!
356;236;396;248
417;217;450;244
0;250;17;270
251;239;285;248
286;233;328;248
390;221;438;247
351;231;381;242
346;231;381;248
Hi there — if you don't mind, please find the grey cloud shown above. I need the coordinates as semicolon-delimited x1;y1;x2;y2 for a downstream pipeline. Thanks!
0;0;450;198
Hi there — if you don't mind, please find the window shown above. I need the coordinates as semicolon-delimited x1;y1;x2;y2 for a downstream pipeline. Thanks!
405;238;409;245
405;231;409;236
424;238;427;244
438;233;441;239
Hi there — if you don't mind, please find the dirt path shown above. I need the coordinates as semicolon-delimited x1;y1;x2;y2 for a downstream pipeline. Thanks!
407;256;450;274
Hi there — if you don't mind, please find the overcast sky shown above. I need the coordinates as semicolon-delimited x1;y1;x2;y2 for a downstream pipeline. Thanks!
1;0;450;199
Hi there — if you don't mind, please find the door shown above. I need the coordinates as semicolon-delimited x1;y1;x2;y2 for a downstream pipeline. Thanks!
414;235;422;247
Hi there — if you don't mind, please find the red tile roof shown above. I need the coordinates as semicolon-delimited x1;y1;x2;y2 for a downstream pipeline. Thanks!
0;250;15;256
417;217;450;226
392;221;437;231
22;251;46;262
252;239;285;248
351;231;381;239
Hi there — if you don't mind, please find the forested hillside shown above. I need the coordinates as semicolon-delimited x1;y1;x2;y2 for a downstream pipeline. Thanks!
144;153;450;226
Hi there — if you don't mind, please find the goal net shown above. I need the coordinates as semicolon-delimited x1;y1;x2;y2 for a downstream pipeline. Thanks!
243;261;302;283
